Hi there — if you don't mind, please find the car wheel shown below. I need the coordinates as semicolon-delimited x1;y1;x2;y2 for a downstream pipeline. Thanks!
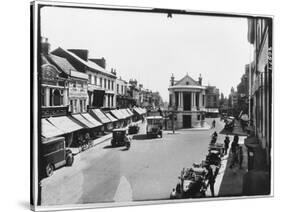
66;154;74;166
46;163;54;177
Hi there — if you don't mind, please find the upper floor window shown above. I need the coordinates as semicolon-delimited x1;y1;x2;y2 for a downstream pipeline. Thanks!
108;79;111;90
88;74;92;84
117;84;119;94
104;78;107;89
94;76;97;85
100;77;103;87
111;81;114;91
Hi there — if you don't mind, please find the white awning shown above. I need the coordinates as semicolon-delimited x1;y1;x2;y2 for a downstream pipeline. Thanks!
41;119;65;138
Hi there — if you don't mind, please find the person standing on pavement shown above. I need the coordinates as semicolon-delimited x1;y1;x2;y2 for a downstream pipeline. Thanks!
238;145;244;169
224;135;230;155
206;165;216;197
229;135;239;168
212;119;216;128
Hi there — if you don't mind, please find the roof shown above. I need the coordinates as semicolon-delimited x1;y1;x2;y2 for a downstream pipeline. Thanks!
90;109;111;124
126;108;134;116
80;113;102;127
105;113;118;122
175;73;199;86
47;116;83;134
41;119;65;138
49;54;76;75
52;47;116;78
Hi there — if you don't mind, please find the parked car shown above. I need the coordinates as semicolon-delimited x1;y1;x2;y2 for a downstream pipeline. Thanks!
42;137;74;177
128;124;140;135
111;128;131;147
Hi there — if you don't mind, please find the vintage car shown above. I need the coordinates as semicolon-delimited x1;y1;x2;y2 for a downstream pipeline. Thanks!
128;124;140;135
146;116;163;138
171;167;208;199
111;128;131;147
224;116;235;131
42;137;74;177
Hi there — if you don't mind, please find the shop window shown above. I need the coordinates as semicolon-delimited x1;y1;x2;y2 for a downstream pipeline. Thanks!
88;74;92;84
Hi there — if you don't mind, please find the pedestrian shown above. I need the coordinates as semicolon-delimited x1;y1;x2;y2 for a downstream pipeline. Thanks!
238;145;243;169
206;165;216;197
212;119;216;128
170;188;177;199
224;135;230;155
229;135;239;169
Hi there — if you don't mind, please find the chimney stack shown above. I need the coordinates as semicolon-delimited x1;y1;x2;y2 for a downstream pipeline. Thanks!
198;74;202;85
41;37;50;55
170;73;175;86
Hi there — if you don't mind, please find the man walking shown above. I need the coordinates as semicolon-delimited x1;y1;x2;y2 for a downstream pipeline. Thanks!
229;135;239;169
224;135;230;155
206;165;216;197
212;119;216;128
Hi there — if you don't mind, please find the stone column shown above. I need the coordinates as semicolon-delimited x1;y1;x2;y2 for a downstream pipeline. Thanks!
180;92;183;108
63;89;68;106
45;87;50;107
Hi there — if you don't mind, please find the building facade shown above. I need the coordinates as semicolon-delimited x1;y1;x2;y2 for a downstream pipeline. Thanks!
205;86;219;108
243;17;272;195
51;48;117;110
168;73;207;129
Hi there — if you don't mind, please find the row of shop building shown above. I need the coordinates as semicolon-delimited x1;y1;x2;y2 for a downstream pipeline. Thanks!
39;37;148;145
42;106;146;147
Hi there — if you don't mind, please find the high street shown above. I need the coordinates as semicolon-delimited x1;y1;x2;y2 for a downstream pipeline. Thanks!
41;118;226;206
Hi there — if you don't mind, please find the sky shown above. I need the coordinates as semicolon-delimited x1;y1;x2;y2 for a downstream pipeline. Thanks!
41;6;252;102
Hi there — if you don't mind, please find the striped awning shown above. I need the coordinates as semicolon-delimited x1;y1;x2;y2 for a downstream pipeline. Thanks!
105;113;118;122
71;114;97;128
41;119;65;138
80;113;102;127
47;116;83;134
90;109;111;124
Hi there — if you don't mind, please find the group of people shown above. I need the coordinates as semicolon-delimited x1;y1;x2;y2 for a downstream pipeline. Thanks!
223;134;243;169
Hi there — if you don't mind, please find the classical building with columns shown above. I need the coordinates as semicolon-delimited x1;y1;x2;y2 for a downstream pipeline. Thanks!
168;73;207;129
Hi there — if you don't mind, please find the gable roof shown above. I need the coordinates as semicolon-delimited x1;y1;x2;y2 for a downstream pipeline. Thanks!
48;54;77;75
52;47;116;78
175;73;199;86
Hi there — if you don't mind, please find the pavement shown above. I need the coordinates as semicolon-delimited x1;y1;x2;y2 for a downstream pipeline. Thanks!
40;118;243;206
218;121;248;197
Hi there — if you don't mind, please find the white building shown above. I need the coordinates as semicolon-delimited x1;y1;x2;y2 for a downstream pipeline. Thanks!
168;73;207;129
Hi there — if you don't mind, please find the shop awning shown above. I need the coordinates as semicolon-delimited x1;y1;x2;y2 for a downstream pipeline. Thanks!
90;109;111;124
133;107;145;115
80;113;102;127
71;114;97;128
110;110;126;120
120;109;132;118
126;108;134;116
47;116;83;134
105;113;118;122
41;118;65;138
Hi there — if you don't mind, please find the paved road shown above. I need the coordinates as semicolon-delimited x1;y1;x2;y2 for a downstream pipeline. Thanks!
41;118;225;206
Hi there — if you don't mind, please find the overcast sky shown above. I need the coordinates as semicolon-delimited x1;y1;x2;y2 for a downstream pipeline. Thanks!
41;6;252;102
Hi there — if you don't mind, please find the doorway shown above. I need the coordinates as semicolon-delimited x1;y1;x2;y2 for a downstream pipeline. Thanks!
183;115;192;128
183;92;191;111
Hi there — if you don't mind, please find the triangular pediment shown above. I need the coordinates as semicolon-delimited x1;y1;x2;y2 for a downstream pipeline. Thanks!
175;73;199;86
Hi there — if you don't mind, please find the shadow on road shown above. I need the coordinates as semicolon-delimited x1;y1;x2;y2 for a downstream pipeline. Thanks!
132;134;160;140
103;145;121;149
